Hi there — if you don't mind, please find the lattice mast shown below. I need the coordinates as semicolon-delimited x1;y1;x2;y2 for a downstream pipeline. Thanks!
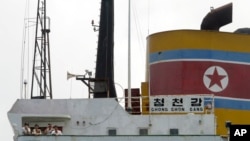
30;0;52;99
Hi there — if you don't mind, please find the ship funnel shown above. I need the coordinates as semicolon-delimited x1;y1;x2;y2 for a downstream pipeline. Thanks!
201;3;232;30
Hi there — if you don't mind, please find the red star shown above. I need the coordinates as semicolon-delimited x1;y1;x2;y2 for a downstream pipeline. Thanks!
206;67;226;88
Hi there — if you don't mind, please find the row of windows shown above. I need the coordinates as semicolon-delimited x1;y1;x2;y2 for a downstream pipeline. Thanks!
108;128;179;136
108;128;148;136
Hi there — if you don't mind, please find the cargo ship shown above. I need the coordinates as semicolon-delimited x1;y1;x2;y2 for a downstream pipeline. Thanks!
8;1;250;141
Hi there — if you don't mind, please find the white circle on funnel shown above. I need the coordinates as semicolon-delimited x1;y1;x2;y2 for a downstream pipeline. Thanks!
203;66;228;92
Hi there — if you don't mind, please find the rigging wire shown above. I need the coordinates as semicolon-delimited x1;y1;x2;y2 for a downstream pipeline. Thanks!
69;98;121;129
147;0;150;35
132;1;146;57
20;0;30;99
20;23;26;99
26;0;30;99
131;0;147;83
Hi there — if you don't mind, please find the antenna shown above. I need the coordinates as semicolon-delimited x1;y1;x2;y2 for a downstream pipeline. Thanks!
30;0;52;99
91;20;99;32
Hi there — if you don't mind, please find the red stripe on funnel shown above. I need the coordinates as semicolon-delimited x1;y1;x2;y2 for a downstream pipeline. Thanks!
150;61;250;99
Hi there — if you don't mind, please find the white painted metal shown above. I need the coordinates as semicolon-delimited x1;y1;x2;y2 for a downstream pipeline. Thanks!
8;98;217;140
17;135;225;141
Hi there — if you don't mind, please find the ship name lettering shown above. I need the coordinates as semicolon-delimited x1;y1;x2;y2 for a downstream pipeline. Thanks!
171;107;185;111
151;107;168;112
190;107;203;112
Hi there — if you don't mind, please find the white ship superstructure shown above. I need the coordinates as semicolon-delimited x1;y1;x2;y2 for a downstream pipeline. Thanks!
8;98;224;141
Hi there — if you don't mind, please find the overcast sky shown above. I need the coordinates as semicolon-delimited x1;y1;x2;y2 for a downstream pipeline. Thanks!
1;0;250;140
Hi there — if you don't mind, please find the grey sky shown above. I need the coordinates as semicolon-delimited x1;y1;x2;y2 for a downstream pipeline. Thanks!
1;0;250;140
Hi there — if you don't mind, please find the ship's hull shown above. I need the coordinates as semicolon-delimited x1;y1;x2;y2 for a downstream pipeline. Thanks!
17;135;225;141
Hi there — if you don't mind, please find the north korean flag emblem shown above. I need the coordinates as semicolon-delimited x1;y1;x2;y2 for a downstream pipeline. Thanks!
203;66;229;92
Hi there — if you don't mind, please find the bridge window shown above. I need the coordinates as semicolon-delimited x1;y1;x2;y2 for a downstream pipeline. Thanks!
108;128;117;136
139;128;148;135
